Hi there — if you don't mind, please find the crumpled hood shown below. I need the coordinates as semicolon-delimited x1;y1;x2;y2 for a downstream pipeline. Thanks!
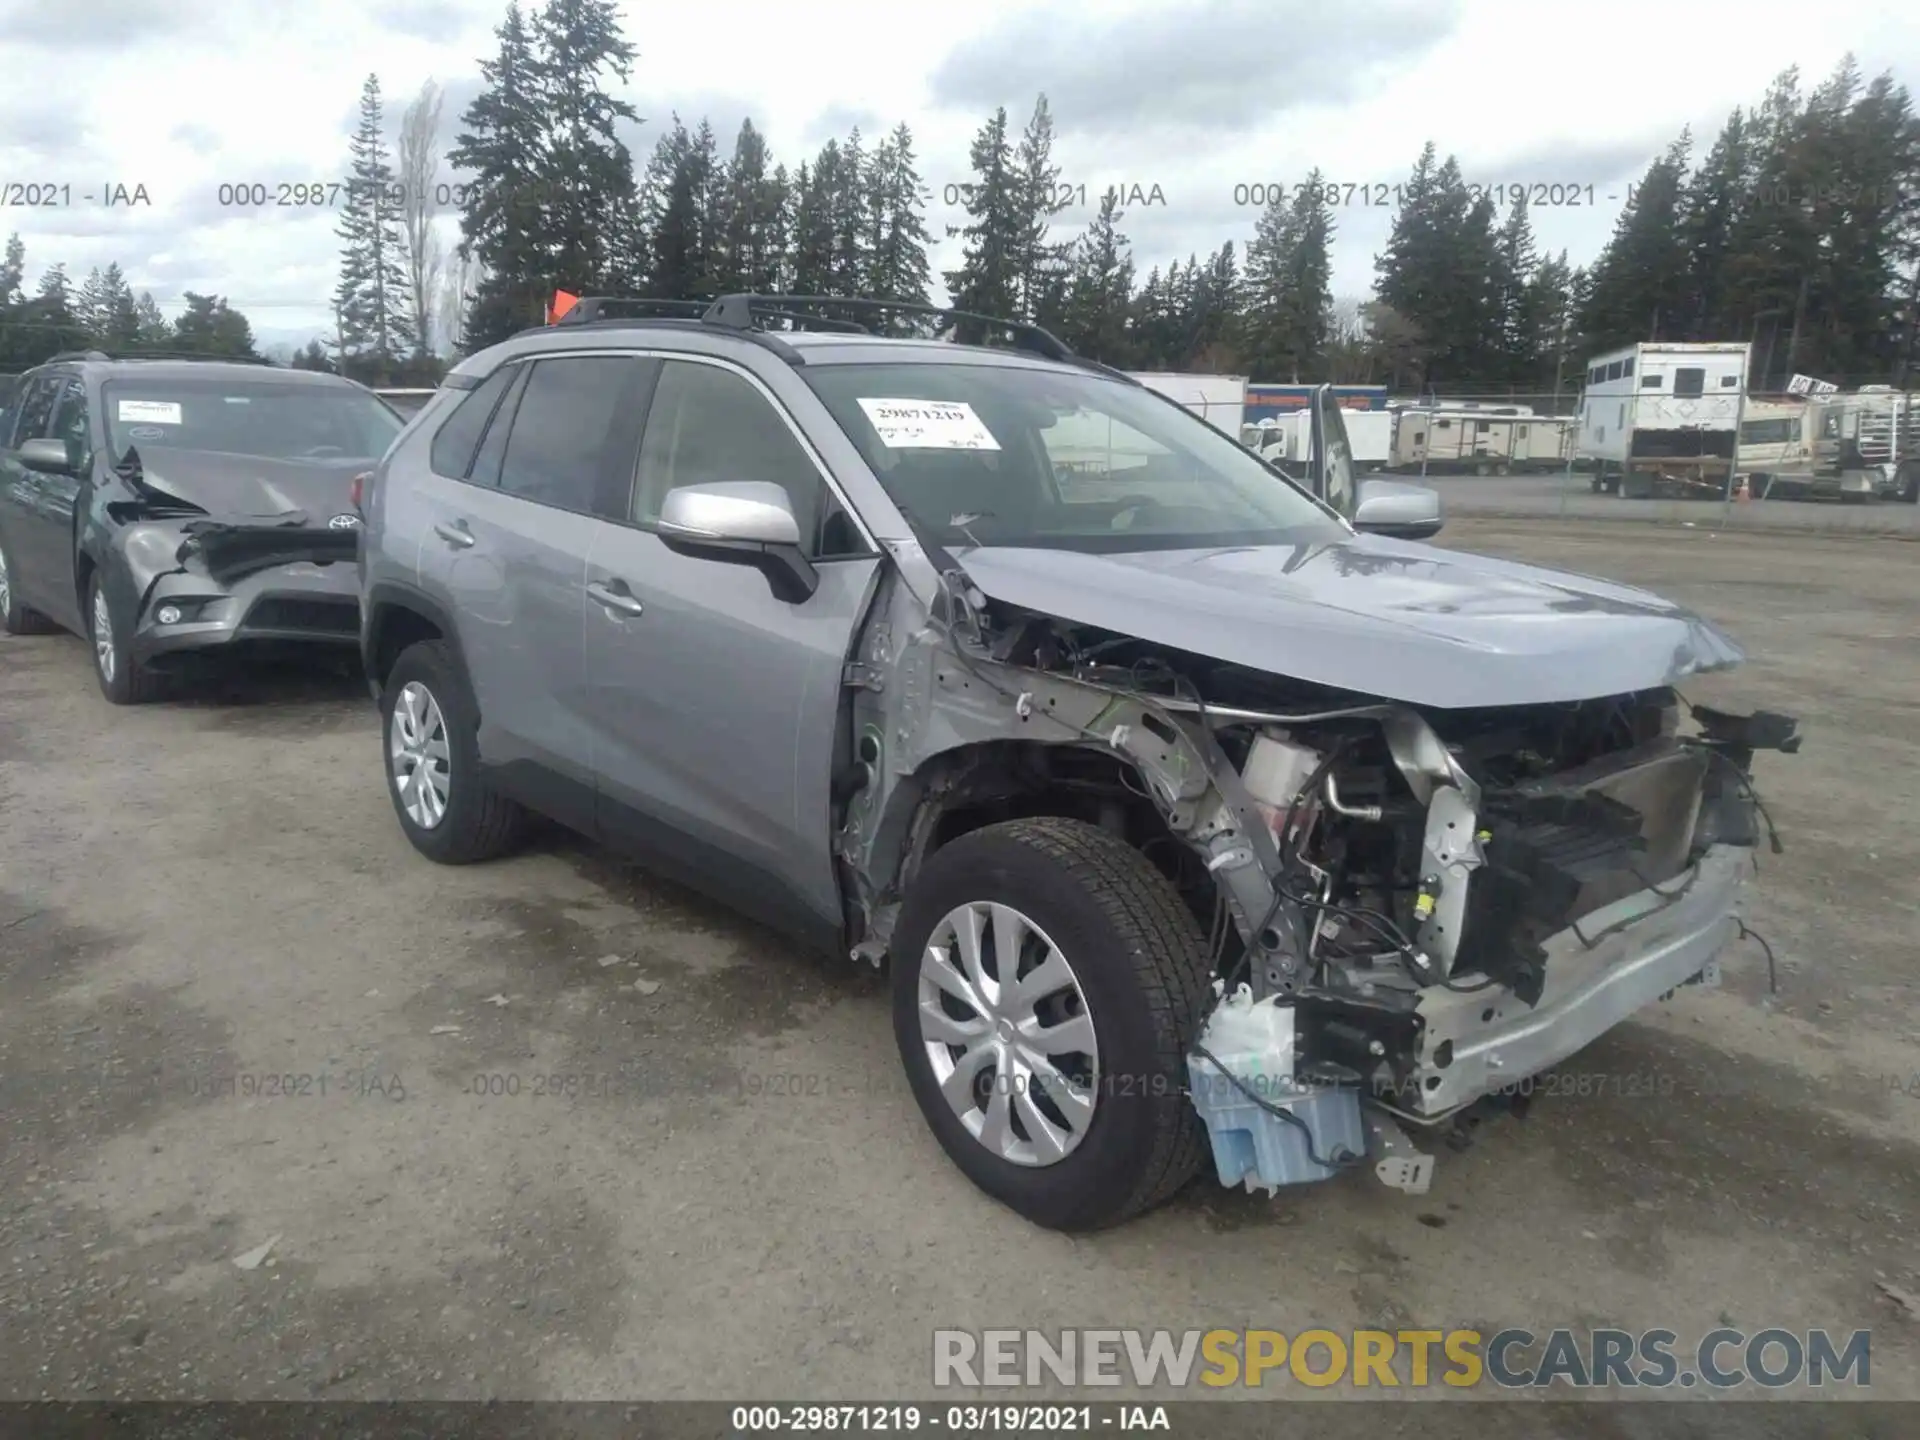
954;532;1745;709
133;449;366;520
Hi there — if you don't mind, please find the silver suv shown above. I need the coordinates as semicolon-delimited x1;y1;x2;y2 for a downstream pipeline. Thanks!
358;295;1796;1231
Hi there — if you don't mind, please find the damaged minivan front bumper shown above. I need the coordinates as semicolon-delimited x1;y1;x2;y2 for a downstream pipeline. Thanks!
110;513;362;664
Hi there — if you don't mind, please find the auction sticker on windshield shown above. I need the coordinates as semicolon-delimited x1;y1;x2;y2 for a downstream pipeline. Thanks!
857;398;1001;451
117;400;183;424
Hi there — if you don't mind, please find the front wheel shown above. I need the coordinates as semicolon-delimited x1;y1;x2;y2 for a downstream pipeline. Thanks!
891;817;1213;1231
380;639;527;864
87;571;164;704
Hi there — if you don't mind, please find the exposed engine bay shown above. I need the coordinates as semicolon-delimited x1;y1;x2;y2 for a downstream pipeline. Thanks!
835;557;1799;1197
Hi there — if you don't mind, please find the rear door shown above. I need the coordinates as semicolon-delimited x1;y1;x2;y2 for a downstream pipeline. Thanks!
412;351;654;828
581;354;881;943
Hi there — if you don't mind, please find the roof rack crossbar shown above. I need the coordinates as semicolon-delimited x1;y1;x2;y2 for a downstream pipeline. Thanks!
702;294;1077;362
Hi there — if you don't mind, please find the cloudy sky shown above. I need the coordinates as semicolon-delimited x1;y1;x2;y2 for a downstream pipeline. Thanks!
2;0;1914;353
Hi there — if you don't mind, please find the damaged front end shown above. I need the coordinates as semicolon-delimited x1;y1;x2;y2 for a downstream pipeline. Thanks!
836;555;1798;1200
103;447;363;659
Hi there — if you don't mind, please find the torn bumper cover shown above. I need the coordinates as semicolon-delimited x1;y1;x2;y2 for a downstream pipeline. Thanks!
112;512;362;663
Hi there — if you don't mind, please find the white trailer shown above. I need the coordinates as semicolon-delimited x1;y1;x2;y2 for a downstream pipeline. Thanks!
1387;408;1572;474
1128;372;1248;435
1577;342;1751;497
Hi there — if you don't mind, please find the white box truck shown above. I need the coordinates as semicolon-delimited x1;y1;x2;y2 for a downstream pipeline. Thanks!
1246;410;1391;470
1128;372;1248;435
1577;342;1751;497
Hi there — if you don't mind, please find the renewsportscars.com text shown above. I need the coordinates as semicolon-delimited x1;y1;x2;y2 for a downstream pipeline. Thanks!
933;1327;1870;1390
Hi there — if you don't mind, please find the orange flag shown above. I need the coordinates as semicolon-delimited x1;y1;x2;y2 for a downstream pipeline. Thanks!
548;290;580;324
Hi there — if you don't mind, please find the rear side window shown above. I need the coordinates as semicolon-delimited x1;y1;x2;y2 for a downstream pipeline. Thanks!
468;365;531;488
496;356;649;514
430;366;516;479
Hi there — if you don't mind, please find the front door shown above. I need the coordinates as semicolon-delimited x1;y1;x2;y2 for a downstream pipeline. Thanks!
0;375;75;622
582;356;880;945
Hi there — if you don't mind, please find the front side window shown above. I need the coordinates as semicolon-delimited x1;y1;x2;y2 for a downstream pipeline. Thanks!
7;375;62;447
633;361;859;558
103;379;404;462
803;362;1342;553
51;379;90;468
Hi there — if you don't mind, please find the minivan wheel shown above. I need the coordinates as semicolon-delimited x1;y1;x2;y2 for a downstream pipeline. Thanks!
891;817;1212;1231
0;540;57;635
87;572;163;704
380;639;526;864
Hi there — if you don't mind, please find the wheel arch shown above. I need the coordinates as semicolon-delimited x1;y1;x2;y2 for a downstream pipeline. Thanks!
363;581;467;694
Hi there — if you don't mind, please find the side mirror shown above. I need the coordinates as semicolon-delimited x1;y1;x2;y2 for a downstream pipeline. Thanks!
1353;477;1444;540
19;437;76;475
657;481;817;602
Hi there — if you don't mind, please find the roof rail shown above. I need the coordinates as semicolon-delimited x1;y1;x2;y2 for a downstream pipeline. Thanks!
702;294;1078;362
526;302;808;365
44;348;277;366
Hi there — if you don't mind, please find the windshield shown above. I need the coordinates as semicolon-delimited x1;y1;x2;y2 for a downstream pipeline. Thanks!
103;379;404;463
801;362;1343;552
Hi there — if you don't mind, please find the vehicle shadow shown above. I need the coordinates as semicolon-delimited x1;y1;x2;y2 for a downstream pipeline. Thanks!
165;652;370;722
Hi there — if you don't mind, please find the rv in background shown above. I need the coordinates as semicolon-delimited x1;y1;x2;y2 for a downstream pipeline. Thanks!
1577;342;1751;497
1735;399;1816;497
1126;372;1248;434
1387;407;1573;474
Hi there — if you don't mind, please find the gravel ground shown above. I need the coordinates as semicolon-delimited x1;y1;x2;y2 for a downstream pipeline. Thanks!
1;518;1915;1407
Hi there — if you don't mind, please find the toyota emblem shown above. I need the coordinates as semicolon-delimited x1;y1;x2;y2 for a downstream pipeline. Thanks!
329;513;363;530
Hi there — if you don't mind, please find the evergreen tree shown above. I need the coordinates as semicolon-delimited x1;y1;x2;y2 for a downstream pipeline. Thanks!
641;116;699;298
1577;135;1693;354
829;128;869;298
173;293;258;357
1492;196;1539;385
530;0;641;295
34;265;78;349
865;124;932;315
334;73;415;377
789;157;837;297
450;3;552;344
0;234;22;311
720;120;787;295
944;107;1022;336
1011;96;1072;327
1188;243;1241;368
133;293;172;349
1241;171;1334;381
1060;187;1133;363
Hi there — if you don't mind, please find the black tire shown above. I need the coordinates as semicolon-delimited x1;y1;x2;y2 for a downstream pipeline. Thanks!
1899;462;1920;504
891;817;1213;1232
0;536;58;636
86;570;165;704
379;638;526;864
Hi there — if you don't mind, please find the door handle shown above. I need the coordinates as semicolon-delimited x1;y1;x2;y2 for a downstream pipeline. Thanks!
434;521;475;549
586;581;644;617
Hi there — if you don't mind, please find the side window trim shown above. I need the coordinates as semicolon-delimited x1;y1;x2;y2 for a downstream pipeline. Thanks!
467;362;534;489
616;350;877;559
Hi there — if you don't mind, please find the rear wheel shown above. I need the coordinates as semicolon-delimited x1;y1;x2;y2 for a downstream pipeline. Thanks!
1899;461;1920;504
891;817;1213;1231
0;539;58;636
87;571;164;704
381;639;527;864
